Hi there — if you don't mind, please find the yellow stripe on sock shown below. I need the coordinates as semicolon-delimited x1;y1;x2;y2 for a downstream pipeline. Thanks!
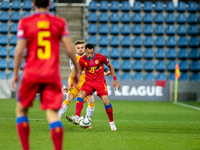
88;103;95;108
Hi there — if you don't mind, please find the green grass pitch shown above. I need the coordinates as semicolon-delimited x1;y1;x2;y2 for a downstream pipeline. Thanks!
0;99;200;150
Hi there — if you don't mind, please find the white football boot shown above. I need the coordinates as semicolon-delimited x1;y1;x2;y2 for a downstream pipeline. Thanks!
109;122;117;131
66;115;79;125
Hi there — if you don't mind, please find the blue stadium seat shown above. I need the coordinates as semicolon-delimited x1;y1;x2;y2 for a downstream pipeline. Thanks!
111;60;120;71
188;13;198;24
189;37;199;47
99;48;109;58
122;24;131;35
132;1;141;12
10;23;18;34
133;24;142;35
134;73;143;81
99;1;108;11
179;73;189;81
122;36;131;47
133;48;142;59
0;23;8;33
145;73;155;81
133;37;142;47
0;71;6;79
166;25;176;35
99;36;109;47
99;24;108;35
156;48;165;59
110;48;120;59
190;61;200;71
0;35;8;45
179;49;188;59
168;73;175;81
132;13;142;23
167;37;176;47
88;1;97;11
122;73;132;81
8;71;13;79
88;36;97;46
155;25;164;35
177;2;186;12
177;13;186;24
188;2;197;12
10;35;17;45
99;13;108;23
155;13;164;23
145;60;154;71
178;37;188;47
110;13;119;23
144;37;154;47
157;73;166;80
155;2;163;12
9;47;15;57
0;47;7;57
189;25;198;35
110;1;119;12
49;0;55;11
0;11;9;22
122;60;132;71
168;60;176;71
166;13;175;24
88;24;97;34
22;12;31;18
1;0;10;10
156;60;166;71
155;37;165;47
0;59;7;69
110;24;120;35
11;11;21;22
179;60;189;71
110;36;120;47
166;2;174;12
177;25;187;35
133;60;143;71
9;59;14;69
190;49;199;59
144;13;153;23
144;1;152;12
12;0;21;10
191;73;200;81
167;49;177;59
122;48;131;59
121;1;130;12
121;13;130;23
23;0;32;10
88;12;97;23
115;72;121;80
104;64;108;71
144;25;153;35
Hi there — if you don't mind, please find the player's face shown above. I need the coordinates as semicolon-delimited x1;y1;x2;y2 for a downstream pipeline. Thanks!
75;44;85;56
85;48;95;60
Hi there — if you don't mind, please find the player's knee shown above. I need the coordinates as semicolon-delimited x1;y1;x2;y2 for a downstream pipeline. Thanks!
101;95;109;105
16;103;28;116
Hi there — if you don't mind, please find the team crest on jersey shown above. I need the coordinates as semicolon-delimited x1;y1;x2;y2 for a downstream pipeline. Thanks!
85;62;87;65
95;60;99;64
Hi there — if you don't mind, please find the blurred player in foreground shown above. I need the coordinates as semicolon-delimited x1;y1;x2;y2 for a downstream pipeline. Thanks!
68;43;120;131
11;0;79;149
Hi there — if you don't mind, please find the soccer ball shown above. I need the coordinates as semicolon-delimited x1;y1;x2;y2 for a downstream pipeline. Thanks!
79;115;91;129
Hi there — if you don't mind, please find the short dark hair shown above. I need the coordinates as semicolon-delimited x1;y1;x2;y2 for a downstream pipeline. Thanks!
85;43;95;50
35;0;49;8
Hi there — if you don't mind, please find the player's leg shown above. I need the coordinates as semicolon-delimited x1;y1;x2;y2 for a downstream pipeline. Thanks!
86;95;95;119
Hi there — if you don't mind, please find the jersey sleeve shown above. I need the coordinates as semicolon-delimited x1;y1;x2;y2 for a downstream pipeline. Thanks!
17;19;26;39
102;55;109;65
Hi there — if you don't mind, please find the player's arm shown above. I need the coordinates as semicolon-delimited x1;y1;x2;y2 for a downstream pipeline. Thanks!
106;62;120;91
11;39;26;89
104;71;111;76
62;37;80;86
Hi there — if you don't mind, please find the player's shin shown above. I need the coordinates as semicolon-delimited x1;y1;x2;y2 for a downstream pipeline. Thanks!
75;97;84;117
105;103;114;122
86;103;95;119
58;100;70;119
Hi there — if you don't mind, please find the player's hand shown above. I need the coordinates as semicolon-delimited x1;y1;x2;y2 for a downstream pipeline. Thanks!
11;74;20;90
113;80;120;91
104;71;111;76
63;86;72;93
73;71;80;87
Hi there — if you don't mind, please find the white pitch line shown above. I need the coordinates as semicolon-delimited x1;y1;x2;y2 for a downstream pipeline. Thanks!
174;102;200;111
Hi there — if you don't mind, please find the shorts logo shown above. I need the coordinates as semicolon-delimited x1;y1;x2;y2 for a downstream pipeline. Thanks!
95;60;99;64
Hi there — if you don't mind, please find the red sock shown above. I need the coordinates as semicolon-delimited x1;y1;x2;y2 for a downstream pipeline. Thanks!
105;104;114;122
50;121;63;150
16;116;30;150
75;97;84;117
